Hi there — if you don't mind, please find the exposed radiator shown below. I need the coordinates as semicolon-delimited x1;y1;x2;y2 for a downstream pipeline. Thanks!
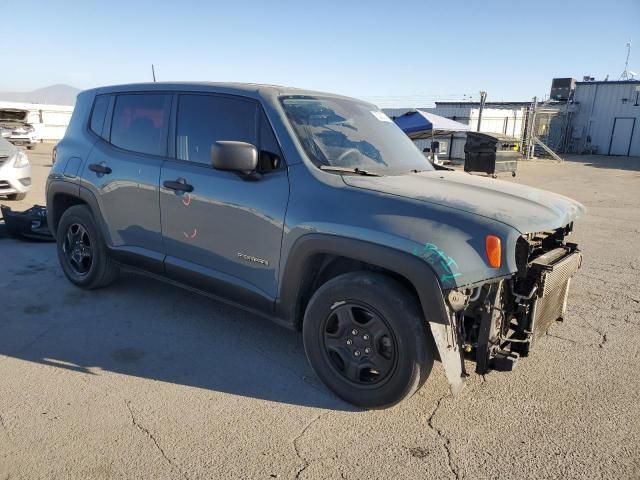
530;247;582;337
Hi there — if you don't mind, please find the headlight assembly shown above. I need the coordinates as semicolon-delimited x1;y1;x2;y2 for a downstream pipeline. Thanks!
13;151;30;168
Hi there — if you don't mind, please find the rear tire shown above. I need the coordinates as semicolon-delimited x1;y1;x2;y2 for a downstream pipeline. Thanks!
56;205;118;289
7;193;26;201
303;272;433;409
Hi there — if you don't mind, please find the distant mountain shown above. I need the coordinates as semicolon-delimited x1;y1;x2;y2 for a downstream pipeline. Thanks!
0;84;81;105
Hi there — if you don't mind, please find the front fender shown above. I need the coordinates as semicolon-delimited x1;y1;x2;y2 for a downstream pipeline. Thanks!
276;233;466;395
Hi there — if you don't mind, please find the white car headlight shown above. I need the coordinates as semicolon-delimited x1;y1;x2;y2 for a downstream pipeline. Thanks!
13;151;30;168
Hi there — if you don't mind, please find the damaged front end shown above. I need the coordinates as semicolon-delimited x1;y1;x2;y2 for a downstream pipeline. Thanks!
446;224;582;377
0;109;36;146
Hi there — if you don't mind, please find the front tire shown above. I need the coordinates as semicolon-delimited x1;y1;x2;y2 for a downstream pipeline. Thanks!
303;272;433;409
56;205;118;289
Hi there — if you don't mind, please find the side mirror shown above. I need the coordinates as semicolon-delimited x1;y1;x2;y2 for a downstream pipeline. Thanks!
211;141;258;174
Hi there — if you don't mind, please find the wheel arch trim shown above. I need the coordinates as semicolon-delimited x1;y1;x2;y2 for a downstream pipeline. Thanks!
47;180;114;249
276;233;465;395
46;179;81;236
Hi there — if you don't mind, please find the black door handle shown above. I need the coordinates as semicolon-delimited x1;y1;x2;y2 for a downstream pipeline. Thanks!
163;178;194;193
88;163;112;174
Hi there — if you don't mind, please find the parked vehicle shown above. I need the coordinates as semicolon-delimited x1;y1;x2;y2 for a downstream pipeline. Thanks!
0;108;38;149
46;83;585;408
0;137;31;200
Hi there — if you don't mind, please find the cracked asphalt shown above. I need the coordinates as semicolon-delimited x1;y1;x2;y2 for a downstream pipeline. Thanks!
1;146;639;479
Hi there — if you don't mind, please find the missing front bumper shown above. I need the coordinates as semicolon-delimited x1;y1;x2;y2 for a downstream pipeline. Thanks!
529;246;582;336
466;244;582;374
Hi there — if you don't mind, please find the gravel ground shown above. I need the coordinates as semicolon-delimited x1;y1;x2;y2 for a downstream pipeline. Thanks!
0;145;638;479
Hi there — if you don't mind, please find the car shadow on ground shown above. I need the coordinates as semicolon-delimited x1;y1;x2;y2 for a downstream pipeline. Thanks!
0;238;357;411
563;154;640;172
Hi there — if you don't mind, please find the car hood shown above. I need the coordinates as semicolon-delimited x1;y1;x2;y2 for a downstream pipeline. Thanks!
342;170;586;233
0;137;17;158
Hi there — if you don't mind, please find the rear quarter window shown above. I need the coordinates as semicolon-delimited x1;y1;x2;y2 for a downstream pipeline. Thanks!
110;94;171;156
89;95;110;137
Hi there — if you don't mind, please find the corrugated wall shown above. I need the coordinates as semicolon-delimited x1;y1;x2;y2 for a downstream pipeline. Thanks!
570;81;640;156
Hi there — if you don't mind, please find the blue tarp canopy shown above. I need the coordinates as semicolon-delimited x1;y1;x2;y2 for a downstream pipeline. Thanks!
394;110;471;138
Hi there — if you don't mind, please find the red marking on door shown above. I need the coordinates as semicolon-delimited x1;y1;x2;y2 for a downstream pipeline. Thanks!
183;228;198;239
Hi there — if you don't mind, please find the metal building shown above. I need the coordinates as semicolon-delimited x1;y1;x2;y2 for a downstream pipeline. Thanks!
384;102;529;159
568;80;640;156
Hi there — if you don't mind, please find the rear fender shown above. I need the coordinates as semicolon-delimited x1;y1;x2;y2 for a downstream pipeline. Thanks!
47;182;164;274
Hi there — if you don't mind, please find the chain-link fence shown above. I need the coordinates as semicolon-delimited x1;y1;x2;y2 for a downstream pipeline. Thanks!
520;99;569;160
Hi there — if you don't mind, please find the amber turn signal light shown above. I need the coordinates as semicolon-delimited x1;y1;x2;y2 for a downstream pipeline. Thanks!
485;235;501;268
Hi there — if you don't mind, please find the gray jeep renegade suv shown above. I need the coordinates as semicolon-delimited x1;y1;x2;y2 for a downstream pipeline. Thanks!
47;83;585;408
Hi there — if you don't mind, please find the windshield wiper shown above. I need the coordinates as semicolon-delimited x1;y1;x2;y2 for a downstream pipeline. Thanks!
319;165;380;176
323;121;357;132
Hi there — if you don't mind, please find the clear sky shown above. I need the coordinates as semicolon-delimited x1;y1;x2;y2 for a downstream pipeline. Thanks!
4;0;639;106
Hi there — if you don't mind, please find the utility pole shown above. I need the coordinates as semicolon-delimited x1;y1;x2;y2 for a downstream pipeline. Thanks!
477;91;487;132
152;64;157;82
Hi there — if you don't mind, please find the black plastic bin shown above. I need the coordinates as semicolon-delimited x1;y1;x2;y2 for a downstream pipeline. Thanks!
464;132;519;177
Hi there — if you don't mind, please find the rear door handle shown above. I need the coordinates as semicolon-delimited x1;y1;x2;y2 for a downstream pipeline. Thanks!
163;178;194;193
88;163;112;174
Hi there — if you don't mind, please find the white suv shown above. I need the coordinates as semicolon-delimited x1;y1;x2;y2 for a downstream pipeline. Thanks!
0;137;31;200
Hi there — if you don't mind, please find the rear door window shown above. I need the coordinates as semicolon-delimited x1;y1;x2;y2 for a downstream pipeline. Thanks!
176;94;257;165
110;94;171;156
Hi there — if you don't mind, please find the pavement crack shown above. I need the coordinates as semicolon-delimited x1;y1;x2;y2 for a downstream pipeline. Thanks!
292;411;330;479
599;333;607;348
427;396;461;480
125;400;189;480
0;413;8;439
546;333;578;344
580;322;608;349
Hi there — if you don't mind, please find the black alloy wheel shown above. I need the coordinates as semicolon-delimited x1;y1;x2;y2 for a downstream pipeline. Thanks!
321;302;397;386
56;205;118;289
62;223;93;275
303;271;434;409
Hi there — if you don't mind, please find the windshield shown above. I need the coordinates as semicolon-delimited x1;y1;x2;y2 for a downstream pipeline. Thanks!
281;96;433;175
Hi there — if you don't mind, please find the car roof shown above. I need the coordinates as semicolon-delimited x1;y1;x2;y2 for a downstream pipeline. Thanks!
84;82;375;107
